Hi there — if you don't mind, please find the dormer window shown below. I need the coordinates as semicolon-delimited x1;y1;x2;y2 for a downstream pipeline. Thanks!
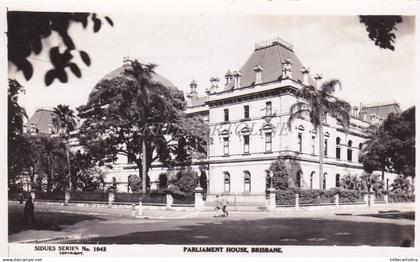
266;101;272;116
224;109;229;122
244;105;250;119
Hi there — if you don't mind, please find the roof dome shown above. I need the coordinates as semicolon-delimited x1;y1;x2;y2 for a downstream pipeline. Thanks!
88;64;178;100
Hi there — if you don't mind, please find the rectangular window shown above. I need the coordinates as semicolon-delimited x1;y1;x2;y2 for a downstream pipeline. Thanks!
311;136;315;155
298;133;302;153
324;139;328;157
347;148;353;161
244;105;249;119
223;137;229;155
266;101;272;116
336;147;341;159
224;109;229;122
265;133;272;152
243;135;250;153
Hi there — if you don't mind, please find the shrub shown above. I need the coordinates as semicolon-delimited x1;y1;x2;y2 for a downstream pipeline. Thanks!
276;188;361;205
269;158;289;190
176;169;197;193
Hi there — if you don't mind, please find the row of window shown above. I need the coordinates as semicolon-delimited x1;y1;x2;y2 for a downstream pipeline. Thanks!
223;102;273;122
298;134;362;162
223;133;272;155
222;171;340;192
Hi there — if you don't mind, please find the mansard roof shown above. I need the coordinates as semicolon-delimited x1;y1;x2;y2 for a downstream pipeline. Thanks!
224;38;315;91
360;102;401;122
25;108;57;134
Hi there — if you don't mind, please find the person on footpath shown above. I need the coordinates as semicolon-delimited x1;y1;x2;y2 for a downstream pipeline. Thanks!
21;195;36;225
214;195;222;217
221;194;229;217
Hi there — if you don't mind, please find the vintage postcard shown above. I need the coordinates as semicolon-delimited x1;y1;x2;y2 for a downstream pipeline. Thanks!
0;0;418;259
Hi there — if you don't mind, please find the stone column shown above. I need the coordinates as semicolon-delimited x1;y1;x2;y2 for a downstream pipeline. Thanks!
335;193;339;207
195;187;204;210
295;194;299;210
267;189;276;211
138;201;143;216
166;194;173;209
64;191;70;206
108;192;114;208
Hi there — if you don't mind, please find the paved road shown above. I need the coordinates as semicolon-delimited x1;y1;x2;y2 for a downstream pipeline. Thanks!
9;203;415;246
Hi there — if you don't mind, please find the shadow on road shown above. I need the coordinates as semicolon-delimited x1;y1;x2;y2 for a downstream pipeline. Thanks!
66;216;414;247
9;208;106;235
357;212;415;221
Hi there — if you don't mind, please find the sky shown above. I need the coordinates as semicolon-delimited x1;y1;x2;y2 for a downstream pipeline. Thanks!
8;14;416;118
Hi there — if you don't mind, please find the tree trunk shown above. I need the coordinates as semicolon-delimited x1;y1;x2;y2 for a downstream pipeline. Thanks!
47;156;53;193
66;140;72;192
318;124;324;190
142;138;147;193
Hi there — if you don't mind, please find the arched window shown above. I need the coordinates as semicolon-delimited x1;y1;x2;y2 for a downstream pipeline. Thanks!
336;137;341;159
244;171;251;192
224;172;231;192
347;140;353;162
358;143;363;163
335;174;340;187
296;171;303;188
323;173;327;190
310;171;315;189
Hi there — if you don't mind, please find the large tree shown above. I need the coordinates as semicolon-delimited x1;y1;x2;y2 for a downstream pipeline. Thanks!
288;80;351;189
360;106;415;179
8;79;30;187
78;59;207;192
52;104;77;191
8;11;113;85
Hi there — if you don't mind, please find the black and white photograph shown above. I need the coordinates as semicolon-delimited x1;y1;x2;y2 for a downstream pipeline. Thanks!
1;0;418;258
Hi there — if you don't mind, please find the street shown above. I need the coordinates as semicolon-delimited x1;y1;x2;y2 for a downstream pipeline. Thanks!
8;202;415;246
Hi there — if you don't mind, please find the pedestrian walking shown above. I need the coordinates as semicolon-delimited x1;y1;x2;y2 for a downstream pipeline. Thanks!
214;195;223;217
21;196;36;225
18;192;24;204
221;194;229;217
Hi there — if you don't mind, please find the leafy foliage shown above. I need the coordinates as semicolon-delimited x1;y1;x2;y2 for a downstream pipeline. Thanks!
8;11;113;85
360;172;384;194
268;158;289;190
78;59;207;192
359;16;403;51
8;79;29;185
390;174;412;195
360;107;415;178
340;174;361;191
176;168;198;193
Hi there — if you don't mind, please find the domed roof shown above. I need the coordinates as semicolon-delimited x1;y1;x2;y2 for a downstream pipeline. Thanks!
88;65;178;99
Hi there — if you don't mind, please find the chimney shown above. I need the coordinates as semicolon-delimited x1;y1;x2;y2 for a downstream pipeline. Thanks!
225;70;233;86
300;67;310;85
209;77;220;94
253;65;263;85
186;80;198;106
281;59;293;79
352;106;359;118
233;71;242;89
314;73;323;88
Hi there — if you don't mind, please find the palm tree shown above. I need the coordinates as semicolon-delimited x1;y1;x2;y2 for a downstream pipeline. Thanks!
35;136;66;192
288;79;351;189
123;59;174;193
52;104;77;191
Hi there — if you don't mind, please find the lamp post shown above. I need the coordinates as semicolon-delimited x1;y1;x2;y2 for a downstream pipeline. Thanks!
195;171;204;210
